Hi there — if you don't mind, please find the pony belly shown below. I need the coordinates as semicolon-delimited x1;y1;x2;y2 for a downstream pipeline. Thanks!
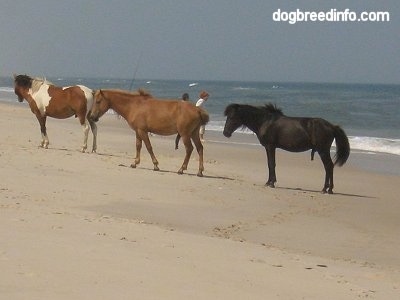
151;128;177;136
148;121;178;136
44;106;76;119
144;122;175;135
278;144;311;152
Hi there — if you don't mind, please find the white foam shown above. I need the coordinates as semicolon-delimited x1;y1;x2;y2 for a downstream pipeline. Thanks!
0;87;14;93
349;136;400;156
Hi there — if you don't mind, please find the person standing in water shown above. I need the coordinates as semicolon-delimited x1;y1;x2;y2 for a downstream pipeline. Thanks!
196;91;209;142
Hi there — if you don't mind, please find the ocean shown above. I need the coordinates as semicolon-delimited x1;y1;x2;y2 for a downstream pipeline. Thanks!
1;76;399;158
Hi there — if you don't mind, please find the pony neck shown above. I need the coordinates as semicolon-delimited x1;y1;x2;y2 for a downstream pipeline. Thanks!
104;90;134;119
242;106;270;134
30;78;50;95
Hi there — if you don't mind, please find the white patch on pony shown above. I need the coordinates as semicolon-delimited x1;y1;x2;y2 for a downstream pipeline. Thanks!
62;85;93;108
77;85;94;109
29;82;51;116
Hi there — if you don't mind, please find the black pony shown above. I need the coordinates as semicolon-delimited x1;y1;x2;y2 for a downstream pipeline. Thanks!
223;103;350;194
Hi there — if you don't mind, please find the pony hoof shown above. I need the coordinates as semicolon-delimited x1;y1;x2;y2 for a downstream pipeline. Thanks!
177;169;184;175
322;189;333;194
154;166;160;171
265;182;275;188
130;164;137;168
197;172;203;177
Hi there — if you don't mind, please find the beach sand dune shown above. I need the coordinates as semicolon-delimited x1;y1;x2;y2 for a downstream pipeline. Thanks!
1;103;399;299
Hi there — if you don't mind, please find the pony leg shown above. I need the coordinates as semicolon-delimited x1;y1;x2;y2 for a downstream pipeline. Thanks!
175;134;181;150
178;135;194;175
37;115;49;148
192;131;204;177
88;119;98;153
131;136;142;168
81;122;90;152
265;146;277;187
319;151;334;194
140;132;159;171
311;149;316;160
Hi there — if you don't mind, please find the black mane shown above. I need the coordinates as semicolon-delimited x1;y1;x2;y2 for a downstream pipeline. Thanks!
14;74;33;88
262;103;283;115
224;103;283;118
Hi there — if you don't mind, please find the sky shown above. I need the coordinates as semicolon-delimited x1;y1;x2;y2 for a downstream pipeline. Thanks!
1;0;399;84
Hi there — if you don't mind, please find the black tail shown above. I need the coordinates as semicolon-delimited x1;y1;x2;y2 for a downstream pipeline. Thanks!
333;126;350;166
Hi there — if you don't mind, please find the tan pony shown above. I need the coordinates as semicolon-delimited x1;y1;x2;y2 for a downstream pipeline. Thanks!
90;89;210;176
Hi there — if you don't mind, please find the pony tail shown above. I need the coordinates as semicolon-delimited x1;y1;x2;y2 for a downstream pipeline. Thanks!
197;107;210;125
333;126;350;166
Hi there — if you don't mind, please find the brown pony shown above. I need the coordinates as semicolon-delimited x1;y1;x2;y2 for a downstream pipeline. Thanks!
90;89;209;176
13;74;97;152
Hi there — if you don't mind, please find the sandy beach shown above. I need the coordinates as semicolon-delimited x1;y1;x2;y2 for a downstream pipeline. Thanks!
1;102;400;299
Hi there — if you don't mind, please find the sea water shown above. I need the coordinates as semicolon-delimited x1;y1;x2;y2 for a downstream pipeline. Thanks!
1;76;399;157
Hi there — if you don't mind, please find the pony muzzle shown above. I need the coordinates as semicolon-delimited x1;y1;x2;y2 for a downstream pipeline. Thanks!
90;115;99;122
88;112;99;122
223;130;232;138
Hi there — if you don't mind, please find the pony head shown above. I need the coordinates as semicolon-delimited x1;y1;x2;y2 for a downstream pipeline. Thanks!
14;74;33;102
90;90;110;122
223;103;283;137
223;104;245;137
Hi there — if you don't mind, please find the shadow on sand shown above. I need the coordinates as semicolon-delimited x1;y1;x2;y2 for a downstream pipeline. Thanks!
275;186;376;199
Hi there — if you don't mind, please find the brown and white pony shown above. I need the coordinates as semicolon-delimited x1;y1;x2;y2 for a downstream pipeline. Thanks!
14;74;97;152
90;89;209;176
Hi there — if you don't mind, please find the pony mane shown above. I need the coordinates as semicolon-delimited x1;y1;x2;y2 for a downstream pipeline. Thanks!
14;74;53;93
133;88;152;97
32;76;54;85
224;103;283;117
263;103;283;115
31;77;54;94
107;88;152;98
14;74;32;88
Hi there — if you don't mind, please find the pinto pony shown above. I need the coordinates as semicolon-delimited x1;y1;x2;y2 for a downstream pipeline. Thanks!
90;89;209;176
13;74;97;152
223;103;350;194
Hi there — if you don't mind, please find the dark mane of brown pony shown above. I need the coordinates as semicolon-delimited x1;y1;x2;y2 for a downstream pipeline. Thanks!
105;88;152;98
14;74;33;89
14;74;54;94
135;88;152;97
